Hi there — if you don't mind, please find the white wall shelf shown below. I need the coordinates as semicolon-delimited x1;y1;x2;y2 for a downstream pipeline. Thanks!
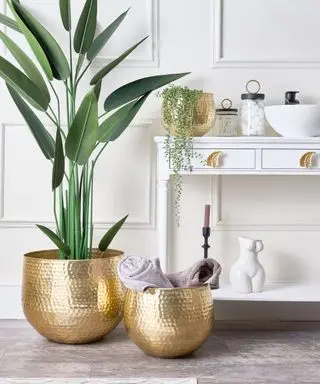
212;283;320;302
155;136;320;302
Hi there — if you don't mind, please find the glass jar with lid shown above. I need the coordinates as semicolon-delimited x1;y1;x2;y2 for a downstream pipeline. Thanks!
212;98;238;137
240;80;265;136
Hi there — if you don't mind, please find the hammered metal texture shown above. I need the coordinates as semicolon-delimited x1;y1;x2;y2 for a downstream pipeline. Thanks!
22;249;125;344
162;93;216;137
124;284;214;358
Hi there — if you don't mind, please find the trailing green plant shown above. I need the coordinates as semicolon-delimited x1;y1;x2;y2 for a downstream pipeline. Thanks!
160;85;203;225
0;0;189;259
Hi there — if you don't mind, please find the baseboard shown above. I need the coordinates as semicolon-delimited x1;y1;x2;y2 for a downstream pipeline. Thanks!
215;320;320;330
0;285;24;319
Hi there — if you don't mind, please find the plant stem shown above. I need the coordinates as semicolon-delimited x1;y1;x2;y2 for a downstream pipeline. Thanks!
46;110;67;141
64;189;69;249
75;61;91;89
65;81;71;127
66;82;72;95
98;111;108;120
59;188;66;237
45;111;59;127
48;105;59;125
88;161;94;258
69;27;73;93
75;175;80;259
48;82;61;125
59;187;66;260
81;143;109;258
93;142;109;165
53;188;62;239
68;172;75;259
81;163;89;259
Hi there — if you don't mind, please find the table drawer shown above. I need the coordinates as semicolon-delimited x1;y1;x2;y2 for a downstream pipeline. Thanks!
262;149;320;169
197;149;255;169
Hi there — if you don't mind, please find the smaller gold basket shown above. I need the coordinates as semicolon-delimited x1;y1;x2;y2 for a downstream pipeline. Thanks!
124;284;214;358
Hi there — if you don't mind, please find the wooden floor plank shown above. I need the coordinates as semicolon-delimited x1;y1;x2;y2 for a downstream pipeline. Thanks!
0;321;320;383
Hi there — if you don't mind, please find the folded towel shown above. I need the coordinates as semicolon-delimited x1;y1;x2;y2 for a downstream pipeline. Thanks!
118;255;174;292
167;259;222;289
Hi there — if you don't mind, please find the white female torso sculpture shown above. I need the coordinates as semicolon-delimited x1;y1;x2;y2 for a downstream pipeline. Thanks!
230;237;265;294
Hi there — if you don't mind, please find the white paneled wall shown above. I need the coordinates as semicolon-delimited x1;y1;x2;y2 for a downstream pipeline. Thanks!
1;0;320;320
213;0;320;67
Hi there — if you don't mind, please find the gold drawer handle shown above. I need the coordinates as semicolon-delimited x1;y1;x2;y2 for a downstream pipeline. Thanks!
300;151;316;168
207;151;223;168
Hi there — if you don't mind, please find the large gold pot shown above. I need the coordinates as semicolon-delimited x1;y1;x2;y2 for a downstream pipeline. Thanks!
124;285;214;358
162;93;216;137
22;249;125;344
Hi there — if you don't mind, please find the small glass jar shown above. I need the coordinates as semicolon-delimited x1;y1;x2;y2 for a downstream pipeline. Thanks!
212;99;238;137
240;80;265;136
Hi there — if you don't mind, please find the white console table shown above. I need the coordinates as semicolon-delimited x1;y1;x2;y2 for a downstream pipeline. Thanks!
155;136;320;301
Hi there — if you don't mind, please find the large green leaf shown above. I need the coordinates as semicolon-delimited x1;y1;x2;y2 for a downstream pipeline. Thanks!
12;1;70;80
8;1;53;80
91;36;148;85
59;0;71;31
52;129;65;190
0;56;49;111
74;0;97;54
104;73;190;112
0;31;50;99
7;84;55;159
0;13;21;32
99;215;128;251
98;92;150;143
87;8;129;62
65;91;98;165
37;225;71;255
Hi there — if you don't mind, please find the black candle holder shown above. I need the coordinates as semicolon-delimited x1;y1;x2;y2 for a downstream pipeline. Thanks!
202;226;219;290
202;227;211;259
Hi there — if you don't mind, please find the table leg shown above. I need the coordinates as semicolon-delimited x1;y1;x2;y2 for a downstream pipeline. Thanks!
157;178;169;272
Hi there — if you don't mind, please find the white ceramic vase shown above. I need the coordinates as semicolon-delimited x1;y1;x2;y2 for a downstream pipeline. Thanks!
230;237;265;294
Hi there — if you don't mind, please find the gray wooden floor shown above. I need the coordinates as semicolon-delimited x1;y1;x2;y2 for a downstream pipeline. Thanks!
0;320;320;383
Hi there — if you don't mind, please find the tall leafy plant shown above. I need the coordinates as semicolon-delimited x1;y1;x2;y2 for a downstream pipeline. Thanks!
0;0;188;259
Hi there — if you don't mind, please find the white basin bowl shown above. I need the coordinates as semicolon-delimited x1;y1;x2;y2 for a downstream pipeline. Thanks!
265;105;320;137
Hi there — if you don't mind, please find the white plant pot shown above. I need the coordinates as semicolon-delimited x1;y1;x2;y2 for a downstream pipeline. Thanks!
230;237;265;294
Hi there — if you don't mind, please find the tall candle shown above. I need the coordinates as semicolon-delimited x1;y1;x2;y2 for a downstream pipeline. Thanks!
204;204;211;228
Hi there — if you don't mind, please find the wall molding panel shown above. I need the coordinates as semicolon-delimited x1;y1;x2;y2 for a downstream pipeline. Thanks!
92;0;159;68
211;0;320;69
1;0;159;68
210;176;320;231
0;122;156;230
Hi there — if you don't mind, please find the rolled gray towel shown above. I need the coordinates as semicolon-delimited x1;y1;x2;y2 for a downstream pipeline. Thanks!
117;255;174;292
167;259;222;288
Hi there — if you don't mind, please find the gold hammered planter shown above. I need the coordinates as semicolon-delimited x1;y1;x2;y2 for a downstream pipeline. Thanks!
124;284;214;358
162;93;216;137
22;249;125;344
